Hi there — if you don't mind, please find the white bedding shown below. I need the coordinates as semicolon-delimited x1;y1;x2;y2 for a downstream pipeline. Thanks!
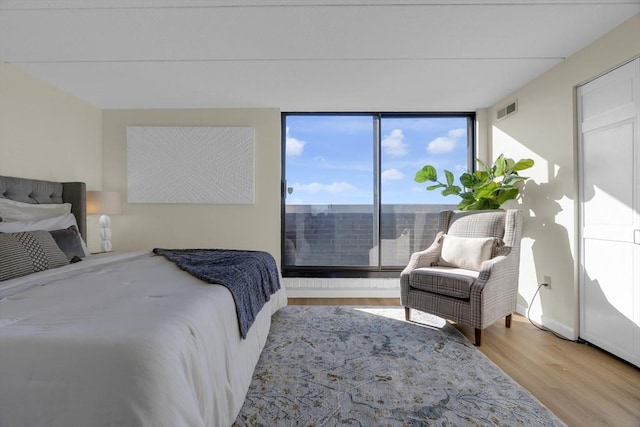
0;252;287;427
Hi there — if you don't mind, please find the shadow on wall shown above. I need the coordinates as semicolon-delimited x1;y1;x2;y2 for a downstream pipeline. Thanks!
518;166;574;315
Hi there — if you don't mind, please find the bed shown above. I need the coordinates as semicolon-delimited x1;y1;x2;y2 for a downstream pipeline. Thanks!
0;175;287;427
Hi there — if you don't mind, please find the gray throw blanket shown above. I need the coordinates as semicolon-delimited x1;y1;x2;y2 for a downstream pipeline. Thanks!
152;248;281;339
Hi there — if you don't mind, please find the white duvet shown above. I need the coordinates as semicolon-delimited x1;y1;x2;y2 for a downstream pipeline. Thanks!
0;252;287;427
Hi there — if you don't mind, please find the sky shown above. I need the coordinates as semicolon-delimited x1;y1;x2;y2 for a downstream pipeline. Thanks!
284;114;470;205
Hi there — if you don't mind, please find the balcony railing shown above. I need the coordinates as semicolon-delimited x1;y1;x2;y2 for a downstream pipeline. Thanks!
284;203;457;268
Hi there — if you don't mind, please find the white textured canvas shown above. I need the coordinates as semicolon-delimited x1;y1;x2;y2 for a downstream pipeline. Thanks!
127;126;255;204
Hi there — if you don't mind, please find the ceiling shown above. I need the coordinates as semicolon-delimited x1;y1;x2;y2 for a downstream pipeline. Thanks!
1;0;638;111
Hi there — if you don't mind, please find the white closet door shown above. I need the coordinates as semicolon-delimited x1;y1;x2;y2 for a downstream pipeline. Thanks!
578;58;640;367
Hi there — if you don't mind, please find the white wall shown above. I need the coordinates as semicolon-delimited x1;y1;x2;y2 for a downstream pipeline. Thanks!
484;14;640;338
0;62;102;186
101;109;282;262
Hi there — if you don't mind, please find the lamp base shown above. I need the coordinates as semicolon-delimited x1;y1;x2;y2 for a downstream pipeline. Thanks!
100;239;113;252
99;214;113;252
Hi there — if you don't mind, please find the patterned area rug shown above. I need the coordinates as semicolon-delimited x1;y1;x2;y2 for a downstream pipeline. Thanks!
234;306;565;426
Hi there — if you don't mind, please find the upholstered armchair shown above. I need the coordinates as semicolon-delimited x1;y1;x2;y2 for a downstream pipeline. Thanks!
400;209;522;346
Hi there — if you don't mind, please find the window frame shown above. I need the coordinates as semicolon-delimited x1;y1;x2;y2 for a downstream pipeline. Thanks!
281;112;476;278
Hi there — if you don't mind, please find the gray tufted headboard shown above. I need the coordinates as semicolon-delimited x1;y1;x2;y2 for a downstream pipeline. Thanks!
0;175;87;241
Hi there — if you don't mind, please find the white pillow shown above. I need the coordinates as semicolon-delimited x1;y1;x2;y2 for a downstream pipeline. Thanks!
0;198;72;222
0;214;90;257
438;235;496;271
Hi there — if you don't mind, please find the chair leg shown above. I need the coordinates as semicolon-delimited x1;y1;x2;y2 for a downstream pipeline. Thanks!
474;328;482;346
505;314;512;328
404;307;410;321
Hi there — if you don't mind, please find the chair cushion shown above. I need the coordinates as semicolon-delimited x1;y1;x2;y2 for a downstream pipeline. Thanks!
438;235;496;271
409;267;479;299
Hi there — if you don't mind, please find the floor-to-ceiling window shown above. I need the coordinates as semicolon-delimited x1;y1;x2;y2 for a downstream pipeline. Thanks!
282;113;474;277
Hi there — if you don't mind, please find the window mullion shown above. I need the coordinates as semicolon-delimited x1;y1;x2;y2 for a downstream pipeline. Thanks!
372;114;381;270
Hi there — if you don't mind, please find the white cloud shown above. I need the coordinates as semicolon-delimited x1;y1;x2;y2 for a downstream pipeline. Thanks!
294;182;323;193
427;137;456;154
382;129;408;157
381;168;404;183
447;128;466;138
325;182;356;193
425;127;466;154
292;181;356;194
285;126;305;157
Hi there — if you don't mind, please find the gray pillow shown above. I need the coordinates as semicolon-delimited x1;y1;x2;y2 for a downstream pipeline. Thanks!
49;226;85;260
0;230;69;281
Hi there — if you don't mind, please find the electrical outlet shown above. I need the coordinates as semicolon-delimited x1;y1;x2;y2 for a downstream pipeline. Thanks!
543;275;551;290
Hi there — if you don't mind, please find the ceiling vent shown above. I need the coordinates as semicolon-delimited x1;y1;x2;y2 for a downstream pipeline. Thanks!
497;100;518;121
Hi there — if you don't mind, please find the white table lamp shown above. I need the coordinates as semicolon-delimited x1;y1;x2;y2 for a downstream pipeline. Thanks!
87;191;121;252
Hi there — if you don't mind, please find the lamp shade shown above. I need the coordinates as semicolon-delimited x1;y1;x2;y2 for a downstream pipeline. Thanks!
86;191;121;215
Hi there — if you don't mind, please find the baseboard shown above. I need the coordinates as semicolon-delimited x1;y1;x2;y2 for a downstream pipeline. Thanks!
516;304;577;340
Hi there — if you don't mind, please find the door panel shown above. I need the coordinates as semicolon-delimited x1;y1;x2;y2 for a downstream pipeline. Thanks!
581;121;635;238
582;239;636;361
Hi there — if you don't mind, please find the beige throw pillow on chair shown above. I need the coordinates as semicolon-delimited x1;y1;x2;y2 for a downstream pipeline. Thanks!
438;234;496;271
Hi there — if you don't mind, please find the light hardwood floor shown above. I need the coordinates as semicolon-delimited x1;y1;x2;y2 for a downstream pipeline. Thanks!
288;298;640;427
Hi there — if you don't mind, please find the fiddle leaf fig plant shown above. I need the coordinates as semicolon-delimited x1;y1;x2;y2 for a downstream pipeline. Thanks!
415;154;534;211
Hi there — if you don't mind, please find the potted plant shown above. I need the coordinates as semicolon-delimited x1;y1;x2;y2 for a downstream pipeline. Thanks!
414;154;534;210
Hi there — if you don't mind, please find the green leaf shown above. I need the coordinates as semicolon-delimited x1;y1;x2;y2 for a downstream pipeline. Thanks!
458;199;481;210
457;195;476;210
484;198;502;210
475;182;500;198
512;158;535;171
495;188;519;204
473;170;490;182
457;200;473;210
444;170;454;186
414;165;438;183
494;154;507;176
426;184;445;191
465;197;501;211
460;172;482;189
505;157;516;169
441;185;461;196
502;175;527;186
459;192;476;202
